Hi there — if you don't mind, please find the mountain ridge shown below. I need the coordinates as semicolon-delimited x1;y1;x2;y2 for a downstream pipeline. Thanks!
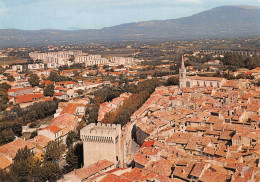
0;5;259;47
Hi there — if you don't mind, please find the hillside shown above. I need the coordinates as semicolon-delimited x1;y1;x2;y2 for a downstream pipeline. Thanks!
0;6;259;47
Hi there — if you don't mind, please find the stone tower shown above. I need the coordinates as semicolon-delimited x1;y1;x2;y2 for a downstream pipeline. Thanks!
179;55;187;88
80;123;122;167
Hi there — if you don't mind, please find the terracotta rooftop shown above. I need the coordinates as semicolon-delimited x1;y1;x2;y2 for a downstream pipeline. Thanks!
68;159;114;181
41;125;62;134
0;138;34;159
99;174;132;182
0;154;12;170
14;93;44;103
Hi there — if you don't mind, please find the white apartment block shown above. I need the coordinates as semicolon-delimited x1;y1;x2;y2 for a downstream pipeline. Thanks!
110;57;134;66
29;50;83;66
28;63;44;70
75;55;109;66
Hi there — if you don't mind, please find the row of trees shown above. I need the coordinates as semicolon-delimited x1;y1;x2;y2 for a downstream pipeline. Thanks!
47;72;74;82
100;79;161;125
0;141;64;182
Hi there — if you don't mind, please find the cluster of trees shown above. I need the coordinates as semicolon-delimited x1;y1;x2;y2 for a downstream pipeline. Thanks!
0;128;16;145
222;53;260;69
213;70;255;80
1;100;59;124
28;74;40;87
101;79;161;125
43;84;55;97
152;71;174;77
0;82;11;111
7;74;15;82
47;72;74;82
0;100;58;145
166;76;179;86
58;63;85;71
0;141;64;182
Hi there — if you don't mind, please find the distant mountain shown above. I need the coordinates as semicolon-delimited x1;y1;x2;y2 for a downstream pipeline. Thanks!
0;5;259;47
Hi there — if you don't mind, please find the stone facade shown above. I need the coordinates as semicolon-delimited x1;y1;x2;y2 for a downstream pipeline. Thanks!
80;123;122;167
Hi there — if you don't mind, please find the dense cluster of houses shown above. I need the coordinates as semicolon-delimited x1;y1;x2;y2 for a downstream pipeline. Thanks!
59;79;260;182
126;82;260;181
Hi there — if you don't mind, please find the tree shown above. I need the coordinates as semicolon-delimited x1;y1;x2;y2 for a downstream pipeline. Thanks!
65;147;78;170
10;146;38;182
166;76;179;86
37;161;63;182
103;65;109;69
73;70;80;77
0;169;11;182
45;141;63;162
0;82;11;90
65;143;83;171
88;104;99;123
43;84;55;97
3;144;63;181
0;128;15;145
77;89;84;95
7;75;15;82
48;72;60;82
28;74;40;87
66;131;79;147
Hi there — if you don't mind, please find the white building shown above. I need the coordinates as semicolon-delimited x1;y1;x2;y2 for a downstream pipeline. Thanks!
110;57;134;66
28;63;45;70
29;50;83;66
75;55;109;66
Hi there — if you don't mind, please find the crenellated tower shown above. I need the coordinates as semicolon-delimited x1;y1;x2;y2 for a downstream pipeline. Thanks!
80;122;122;167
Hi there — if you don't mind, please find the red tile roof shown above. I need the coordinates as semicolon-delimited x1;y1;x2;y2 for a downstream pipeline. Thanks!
0;155;12;170
100;174;132;182
8;87;33;93
141;140;154;148
14;93;44;103
0;138;34;159
68;160;114;181
41;125;62;133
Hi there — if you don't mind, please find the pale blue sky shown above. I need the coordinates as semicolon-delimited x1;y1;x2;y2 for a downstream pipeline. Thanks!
0;0;259;30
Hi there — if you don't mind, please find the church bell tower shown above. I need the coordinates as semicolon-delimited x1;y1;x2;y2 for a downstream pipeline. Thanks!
179;55;186;88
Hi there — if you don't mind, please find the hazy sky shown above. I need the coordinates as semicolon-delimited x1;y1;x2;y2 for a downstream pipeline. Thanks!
0;0;259;30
